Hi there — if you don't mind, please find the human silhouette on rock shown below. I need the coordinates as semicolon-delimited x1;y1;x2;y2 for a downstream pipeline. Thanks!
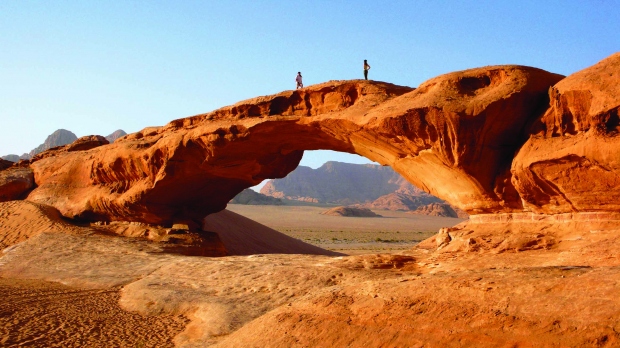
296;72;303;89
363;60;371;80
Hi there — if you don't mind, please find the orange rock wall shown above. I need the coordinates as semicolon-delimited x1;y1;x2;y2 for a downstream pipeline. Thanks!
512;53;620;213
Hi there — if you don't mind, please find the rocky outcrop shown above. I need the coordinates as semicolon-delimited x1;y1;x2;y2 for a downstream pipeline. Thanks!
512;53;620;214
320;206;382;217
0;167;35;202
23;65;564;224
410;203;460;218
105;129;127;143
65;135;109;152
0;159;13;171
356;190;441;211
29;135;109;162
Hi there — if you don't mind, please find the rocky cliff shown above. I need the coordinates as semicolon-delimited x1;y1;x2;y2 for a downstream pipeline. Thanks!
512;52;620;214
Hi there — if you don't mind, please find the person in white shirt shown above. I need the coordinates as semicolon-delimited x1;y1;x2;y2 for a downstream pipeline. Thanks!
364;60;371;80
296;72;303;89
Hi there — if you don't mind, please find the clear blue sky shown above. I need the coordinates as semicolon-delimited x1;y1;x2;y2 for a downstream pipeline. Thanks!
1;1;618;169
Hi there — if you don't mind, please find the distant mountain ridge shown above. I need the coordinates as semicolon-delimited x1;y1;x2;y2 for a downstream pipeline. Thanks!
260;161;423;205
105;129;127;143
2;129;126;162
259;161;455;213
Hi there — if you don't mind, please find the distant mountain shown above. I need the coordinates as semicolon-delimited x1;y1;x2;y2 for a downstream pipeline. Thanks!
261;161;420;205
230;189;284;205
2;129;127;162
28;129;77;159
258;161;459;214
105;129;127;143
2;129;77;161
1;154;21;162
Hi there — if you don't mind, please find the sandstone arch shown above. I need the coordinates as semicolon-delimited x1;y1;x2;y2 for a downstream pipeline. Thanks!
25;65;565;225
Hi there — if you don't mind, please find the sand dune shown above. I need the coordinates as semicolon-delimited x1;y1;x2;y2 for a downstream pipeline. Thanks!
204;209;342;256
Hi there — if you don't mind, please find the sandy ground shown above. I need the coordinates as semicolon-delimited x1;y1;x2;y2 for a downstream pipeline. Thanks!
2;201;620;347
0;278;188;347
227;204;464;254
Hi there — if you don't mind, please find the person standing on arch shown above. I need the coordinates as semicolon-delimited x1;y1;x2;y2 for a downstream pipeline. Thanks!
363;59;371;80
296;72;303;89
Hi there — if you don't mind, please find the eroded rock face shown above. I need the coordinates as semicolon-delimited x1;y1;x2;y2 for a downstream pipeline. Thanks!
512;53;620;214
66;135;109;152
25;66;564;224
0;167;35;202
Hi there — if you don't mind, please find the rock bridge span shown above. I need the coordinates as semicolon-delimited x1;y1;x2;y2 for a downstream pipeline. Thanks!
22;54;620;225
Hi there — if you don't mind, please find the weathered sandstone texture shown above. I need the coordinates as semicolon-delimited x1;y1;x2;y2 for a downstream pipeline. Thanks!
0;167;34;202
24;63;565;224
512;52;620;214
2;219;620;347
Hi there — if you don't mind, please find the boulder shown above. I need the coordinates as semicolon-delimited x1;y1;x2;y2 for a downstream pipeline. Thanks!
0;167;35;202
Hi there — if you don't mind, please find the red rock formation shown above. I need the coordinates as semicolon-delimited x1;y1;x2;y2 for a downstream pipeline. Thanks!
410;202;460;218
0;167;34;202
65;135;109;152
512;53;620;214
0;159;12;171
24;65;563;224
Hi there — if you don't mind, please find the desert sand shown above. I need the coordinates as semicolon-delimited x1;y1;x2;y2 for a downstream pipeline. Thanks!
1;200;620;347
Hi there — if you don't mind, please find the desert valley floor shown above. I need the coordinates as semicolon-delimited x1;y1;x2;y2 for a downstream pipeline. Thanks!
226;204;464;254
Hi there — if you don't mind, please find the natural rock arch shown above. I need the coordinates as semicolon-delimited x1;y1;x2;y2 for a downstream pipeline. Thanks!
24;65;565;225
